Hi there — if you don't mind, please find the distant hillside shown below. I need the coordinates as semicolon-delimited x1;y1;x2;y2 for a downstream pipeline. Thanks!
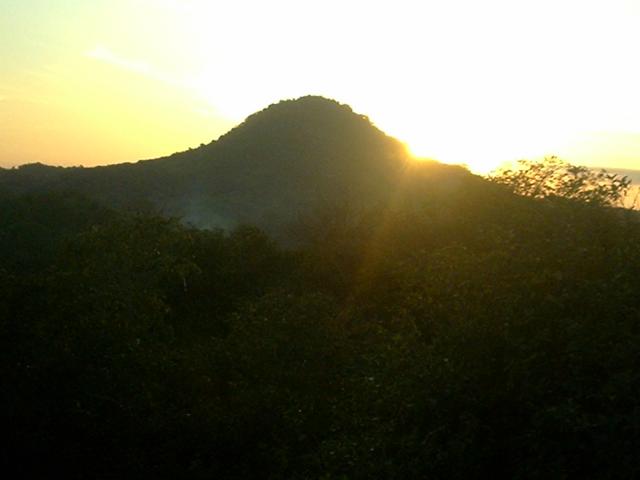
0;96;478;237
595;167;640;208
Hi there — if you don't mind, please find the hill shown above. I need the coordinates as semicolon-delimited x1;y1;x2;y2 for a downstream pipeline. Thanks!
0;96;477;236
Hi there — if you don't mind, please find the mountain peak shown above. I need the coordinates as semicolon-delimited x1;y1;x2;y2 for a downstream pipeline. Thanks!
202;95;409;179
213;95;383;147
249;95;357;117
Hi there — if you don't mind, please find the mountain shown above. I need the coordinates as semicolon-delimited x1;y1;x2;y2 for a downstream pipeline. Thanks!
0;96;476;236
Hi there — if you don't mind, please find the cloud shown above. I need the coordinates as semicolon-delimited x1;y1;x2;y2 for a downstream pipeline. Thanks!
86;45;152;76
83;44;238;124
85;45;185;89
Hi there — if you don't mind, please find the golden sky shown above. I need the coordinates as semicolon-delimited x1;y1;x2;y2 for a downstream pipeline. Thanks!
2;0;640;173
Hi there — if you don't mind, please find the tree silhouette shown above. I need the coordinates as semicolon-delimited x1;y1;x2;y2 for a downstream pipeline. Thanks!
488;156;631;207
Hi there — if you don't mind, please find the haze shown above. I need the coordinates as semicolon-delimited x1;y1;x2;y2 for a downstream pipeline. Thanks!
2;0;640;173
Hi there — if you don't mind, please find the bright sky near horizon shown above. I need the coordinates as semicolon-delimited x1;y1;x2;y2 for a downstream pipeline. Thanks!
2;0;640;173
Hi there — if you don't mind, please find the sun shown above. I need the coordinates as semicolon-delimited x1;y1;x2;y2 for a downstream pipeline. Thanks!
408;141;508;175
403;131;522;175
397;118;580;176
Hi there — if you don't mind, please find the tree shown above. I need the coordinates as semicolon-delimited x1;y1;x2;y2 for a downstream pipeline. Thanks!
488;156;631;207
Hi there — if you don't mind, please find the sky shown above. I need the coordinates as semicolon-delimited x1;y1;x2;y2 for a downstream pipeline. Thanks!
2;0;640;173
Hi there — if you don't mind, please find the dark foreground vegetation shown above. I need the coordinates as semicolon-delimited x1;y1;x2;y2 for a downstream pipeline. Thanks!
2;157;639;479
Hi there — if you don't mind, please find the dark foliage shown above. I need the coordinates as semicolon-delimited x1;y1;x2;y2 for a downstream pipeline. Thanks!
2;160;639;479
2;100;640;478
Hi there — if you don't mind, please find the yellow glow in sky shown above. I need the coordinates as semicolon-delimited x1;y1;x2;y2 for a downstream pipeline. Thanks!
2;0;640;173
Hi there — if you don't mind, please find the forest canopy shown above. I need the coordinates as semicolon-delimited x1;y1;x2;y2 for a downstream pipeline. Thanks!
2;92;639;479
